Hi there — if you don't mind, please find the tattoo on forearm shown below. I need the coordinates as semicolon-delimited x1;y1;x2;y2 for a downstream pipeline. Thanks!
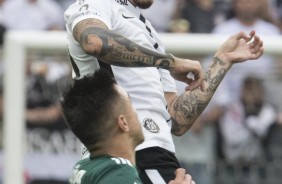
205;68;226;92
171;91;207;135
171;56;229;135
209;56;225;68
79;26;174;68
205;57;227;92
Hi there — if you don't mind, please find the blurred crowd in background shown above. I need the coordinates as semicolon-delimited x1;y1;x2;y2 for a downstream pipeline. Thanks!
0;0;281;184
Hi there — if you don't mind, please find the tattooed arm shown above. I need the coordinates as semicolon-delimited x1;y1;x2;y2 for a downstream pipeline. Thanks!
167;57;231;136
74;19;174;68
167;31;264;136
73;18;204;90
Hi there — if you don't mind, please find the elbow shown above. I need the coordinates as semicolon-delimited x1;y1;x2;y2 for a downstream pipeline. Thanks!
172;130;186;136
82;35;103;57
171;123;191;136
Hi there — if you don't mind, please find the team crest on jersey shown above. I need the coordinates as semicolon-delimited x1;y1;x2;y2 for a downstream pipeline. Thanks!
143;118;160;133
115;0;128;5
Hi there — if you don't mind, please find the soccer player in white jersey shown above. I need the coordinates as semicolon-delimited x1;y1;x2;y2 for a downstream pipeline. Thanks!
64;0;264;183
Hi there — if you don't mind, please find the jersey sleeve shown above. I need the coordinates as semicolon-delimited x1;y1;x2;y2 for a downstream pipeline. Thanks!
159;69;177;93
65;0;112;32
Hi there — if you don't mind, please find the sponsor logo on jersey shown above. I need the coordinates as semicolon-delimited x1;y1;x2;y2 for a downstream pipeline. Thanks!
115;0;128;5
143;118;160;133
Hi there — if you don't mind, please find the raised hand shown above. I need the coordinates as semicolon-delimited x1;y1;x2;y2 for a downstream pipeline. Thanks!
215;30;264;64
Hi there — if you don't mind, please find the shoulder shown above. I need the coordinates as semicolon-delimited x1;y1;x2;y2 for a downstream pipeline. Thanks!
97;157;141;184
64;0;113;14
97;159;141;184
64;0;113;24
71;157;141;184
104;157;138;175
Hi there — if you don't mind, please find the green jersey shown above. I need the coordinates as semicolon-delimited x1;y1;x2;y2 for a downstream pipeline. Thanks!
69;155;142;184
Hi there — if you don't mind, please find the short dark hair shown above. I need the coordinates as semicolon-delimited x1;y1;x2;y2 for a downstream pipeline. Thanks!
60;69;120;148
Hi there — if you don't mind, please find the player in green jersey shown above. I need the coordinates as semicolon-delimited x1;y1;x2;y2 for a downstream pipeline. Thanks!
61;69;195;184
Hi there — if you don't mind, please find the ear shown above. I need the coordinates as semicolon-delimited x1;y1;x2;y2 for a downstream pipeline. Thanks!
117;114;129;132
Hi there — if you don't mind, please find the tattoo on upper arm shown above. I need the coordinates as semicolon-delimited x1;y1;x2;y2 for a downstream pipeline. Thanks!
73;19;108;41
74;19;175;68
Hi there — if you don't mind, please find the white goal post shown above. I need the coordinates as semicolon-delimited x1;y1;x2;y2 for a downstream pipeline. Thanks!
3;31;282;184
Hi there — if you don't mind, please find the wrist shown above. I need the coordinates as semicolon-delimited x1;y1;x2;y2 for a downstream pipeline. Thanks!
214;53;232;68
167;53;177;70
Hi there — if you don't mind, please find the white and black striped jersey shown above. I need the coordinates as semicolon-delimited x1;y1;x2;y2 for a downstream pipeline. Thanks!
64;0;177;152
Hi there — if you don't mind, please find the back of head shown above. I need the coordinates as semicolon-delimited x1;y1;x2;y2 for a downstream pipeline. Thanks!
60;69;119;149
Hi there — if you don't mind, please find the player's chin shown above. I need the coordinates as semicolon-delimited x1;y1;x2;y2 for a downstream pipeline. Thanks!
136;0;153;9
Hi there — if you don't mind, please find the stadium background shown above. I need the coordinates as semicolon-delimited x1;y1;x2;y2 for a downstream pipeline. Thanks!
0;0;282;184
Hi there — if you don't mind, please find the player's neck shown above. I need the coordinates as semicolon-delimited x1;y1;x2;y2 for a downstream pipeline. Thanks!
107;147;136;165
90;139;136;165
